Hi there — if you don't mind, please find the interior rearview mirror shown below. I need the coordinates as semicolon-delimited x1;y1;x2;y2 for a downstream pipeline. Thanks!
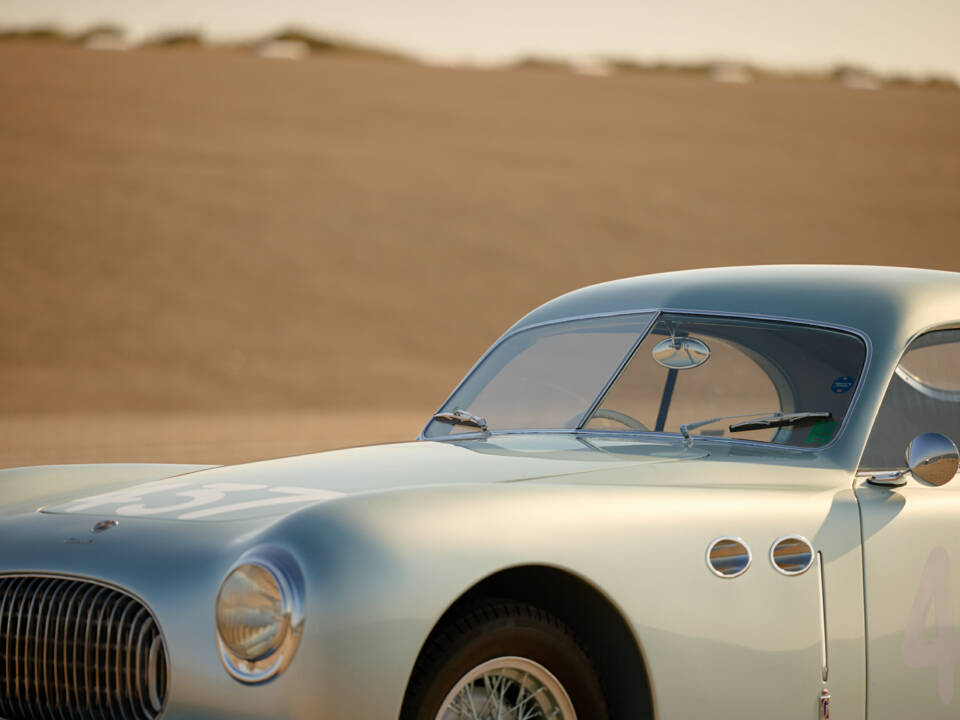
906;432;959;486
652;336;710;370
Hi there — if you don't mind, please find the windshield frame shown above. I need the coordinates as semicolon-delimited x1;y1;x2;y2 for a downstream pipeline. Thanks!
419;308;873;453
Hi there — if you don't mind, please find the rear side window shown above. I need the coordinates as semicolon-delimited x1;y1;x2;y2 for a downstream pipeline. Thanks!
862;329;960;469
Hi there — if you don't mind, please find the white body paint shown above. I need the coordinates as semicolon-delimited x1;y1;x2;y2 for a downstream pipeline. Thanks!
902;546;960;705
857;477;960;716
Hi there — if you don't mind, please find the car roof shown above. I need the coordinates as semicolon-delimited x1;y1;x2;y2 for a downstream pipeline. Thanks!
511;266;960;348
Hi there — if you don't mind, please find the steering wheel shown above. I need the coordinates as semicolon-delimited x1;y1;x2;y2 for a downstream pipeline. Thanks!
589;408;650;431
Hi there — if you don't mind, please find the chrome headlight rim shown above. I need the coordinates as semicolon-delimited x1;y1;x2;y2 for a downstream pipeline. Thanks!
215;546;305;684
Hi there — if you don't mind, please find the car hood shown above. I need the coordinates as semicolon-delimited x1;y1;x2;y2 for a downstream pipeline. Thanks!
30;434;707;523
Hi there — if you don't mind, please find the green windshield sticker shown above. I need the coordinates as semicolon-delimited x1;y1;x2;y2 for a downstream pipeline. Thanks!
806;420;837;444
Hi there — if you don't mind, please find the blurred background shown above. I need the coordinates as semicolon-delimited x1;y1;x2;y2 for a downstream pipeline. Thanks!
1;1;958;468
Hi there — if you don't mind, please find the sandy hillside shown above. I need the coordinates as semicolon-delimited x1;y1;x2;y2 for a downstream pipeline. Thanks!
1;42;959;467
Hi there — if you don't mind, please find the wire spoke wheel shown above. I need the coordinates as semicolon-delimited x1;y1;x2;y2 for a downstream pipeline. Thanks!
435;656;576;720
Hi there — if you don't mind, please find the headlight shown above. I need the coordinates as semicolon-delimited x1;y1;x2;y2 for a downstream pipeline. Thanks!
216;563;287;660
215;547;305;683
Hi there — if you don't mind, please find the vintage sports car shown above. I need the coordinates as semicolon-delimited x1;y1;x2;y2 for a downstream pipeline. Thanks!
2;265;960;720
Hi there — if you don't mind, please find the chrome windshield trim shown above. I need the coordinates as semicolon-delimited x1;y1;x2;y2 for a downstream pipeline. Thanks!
417;307;873;454
422;428;837;457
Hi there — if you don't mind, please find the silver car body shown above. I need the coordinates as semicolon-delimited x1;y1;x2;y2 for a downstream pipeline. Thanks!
3;265;960;719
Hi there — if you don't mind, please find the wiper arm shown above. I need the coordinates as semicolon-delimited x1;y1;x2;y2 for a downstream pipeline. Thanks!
728;411;832;433
432;409;488;432
679;411;777;448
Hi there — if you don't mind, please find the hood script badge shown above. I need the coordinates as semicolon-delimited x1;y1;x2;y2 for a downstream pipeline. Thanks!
65;519;119;544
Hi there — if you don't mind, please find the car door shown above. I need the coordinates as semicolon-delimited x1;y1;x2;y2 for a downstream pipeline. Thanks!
855;328;960;718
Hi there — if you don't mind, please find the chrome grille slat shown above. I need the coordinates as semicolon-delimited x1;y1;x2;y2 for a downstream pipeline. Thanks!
62;582;88;718
15;577;43;718
103;596;124;720
71;585;97;714
0;578;12;720
114;602;135;720
132;617;152;719
123;609;146;720
35;579;56;720
145;638;162;716
0;576;167;720
48;582;69;720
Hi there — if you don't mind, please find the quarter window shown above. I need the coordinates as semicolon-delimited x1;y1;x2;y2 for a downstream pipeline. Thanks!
861;329;960;469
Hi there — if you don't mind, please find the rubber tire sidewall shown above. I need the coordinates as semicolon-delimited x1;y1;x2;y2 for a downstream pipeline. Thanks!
405;603;608;720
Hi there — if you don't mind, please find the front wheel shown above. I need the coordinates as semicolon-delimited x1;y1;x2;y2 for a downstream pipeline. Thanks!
401;601;609;720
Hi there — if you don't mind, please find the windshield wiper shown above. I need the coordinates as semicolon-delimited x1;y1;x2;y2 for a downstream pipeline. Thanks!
728;411;832;433
679;410;832;448
432;409;488;432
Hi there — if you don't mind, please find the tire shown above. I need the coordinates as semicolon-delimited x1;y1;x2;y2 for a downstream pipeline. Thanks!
401;600;609;720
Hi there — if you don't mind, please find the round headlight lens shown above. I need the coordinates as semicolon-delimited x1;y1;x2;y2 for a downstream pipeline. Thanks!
215;563;289;661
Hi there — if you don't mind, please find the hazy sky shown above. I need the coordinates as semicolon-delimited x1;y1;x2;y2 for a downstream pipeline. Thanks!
3;0;958;79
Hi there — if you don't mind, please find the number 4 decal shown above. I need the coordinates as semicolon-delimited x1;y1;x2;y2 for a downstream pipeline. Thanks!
902;546;960;704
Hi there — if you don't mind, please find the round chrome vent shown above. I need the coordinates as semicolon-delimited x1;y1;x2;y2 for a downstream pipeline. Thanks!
770;535;814;575
706;536;752;578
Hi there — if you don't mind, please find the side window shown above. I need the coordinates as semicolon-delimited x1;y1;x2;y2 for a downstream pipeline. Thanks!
582;313;866;448
586;329;782;443
861;330;960;469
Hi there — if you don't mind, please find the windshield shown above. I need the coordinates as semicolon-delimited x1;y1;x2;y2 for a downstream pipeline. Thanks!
423;314;656;436
424;312;867;448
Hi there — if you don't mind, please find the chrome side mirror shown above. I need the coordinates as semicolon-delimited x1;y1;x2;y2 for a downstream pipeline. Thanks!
906;432;960;486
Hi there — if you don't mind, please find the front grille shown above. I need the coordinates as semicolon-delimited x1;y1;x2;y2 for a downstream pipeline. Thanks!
0;575;167;720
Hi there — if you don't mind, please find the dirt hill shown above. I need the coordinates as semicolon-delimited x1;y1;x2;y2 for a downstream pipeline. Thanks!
1;42;958;466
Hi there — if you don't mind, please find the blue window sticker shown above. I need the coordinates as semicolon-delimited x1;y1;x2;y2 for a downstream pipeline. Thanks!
831;376;855;394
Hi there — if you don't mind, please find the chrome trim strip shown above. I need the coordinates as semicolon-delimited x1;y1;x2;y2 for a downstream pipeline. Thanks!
426;427;847;458
895;365;960;403
705;536;753;579
418;307;873;455
817;551;829;682
769;535;815;576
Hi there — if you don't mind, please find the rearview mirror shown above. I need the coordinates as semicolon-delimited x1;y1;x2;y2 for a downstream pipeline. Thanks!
906;432;959;486
652;337;710;370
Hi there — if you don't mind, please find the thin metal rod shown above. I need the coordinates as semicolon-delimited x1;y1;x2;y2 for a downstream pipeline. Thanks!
817;551;829;682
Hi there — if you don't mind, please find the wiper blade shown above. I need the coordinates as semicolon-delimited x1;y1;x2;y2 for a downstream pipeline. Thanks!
432;409;488;432
679;410;780;448
728;411;832;433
